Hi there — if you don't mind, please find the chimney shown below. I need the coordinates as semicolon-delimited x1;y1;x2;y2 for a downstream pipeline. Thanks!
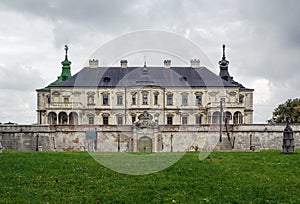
89;59;99;68
120;59;128;68
190;59;200;68
164;60;171;68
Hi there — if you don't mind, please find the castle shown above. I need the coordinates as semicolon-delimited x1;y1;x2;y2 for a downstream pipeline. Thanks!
0;45;298;152
36;45;253;127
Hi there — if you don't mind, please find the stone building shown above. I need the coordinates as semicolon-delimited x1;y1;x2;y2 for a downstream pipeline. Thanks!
36;45;254;127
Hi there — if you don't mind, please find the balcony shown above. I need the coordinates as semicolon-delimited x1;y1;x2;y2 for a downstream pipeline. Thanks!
207;102;245;109
50;102;82;109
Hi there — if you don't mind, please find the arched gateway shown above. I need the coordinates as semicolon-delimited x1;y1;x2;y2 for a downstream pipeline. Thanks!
138;136;152;152
132;111;160;152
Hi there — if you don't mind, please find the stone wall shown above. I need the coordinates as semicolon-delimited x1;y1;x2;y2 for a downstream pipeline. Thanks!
0;124;299;152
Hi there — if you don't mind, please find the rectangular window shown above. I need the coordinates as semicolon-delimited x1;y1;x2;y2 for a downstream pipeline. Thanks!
117;116;123;125
142;93;148;105
88;116;94;125
239;95;244;103
103;95;109;105
87;96;94;105
167;95;173;105
167;116;173;125
182;116;188;125
64;97;69;104
196;95;202;105
182;95;188;106
103;116;109;125
117;95;123;105
196;115;202;125
154;95;158;105
132;116;136;124
132;95;136;105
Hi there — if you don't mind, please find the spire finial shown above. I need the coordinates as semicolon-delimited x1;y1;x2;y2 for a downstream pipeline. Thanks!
219;44;231;81
144;56;147;67
64;45;69;61
65;45;68;55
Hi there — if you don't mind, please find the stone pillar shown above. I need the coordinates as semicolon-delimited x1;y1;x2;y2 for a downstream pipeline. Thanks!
153;126;159;152
0;142;3;154
132;126;138;152
282;123;295;154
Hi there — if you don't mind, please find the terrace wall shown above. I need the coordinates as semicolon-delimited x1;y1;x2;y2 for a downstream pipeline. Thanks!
0;124;299;152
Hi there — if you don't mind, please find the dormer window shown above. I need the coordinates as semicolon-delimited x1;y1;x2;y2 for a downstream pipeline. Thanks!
179;76;187;81
103;77;111;83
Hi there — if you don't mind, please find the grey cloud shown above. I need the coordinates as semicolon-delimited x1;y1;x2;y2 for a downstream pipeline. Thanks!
0;0;300;123
0;64;43;91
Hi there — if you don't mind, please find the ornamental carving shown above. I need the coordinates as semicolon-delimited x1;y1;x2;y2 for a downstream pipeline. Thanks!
135;111;156;128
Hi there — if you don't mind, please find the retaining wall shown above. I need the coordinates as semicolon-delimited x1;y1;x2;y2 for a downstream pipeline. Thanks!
0;124;299;152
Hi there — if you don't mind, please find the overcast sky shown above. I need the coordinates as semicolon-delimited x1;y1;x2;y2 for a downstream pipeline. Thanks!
0;0;299;124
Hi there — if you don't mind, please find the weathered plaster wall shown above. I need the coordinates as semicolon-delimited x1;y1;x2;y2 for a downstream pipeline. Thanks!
0;124;299;152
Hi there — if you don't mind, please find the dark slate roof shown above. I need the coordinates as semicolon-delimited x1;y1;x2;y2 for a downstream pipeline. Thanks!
51;66;244;88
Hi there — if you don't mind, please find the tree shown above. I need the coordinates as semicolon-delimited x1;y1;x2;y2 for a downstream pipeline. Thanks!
268;98;300;124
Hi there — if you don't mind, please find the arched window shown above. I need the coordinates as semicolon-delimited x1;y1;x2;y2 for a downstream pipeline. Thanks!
224;111;232;124
212;111;221;124
48;112;57;125
58;112;68;125
69;112;78;125
233;111;243;124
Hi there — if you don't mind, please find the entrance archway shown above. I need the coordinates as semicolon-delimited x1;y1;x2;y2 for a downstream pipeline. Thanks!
138;136;152;152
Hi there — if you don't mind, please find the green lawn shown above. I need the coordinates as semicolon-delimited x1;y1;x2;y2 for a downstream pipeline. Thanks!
0;150;300;203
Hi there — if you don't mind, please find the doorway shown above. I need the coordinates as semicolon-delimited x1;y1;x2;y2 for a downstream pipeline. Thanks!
138;136;152;152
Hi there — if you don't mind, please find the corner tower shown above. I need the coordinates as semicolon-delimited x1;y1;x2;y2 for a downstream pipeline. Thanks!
50;45;72;85
59;45;72;81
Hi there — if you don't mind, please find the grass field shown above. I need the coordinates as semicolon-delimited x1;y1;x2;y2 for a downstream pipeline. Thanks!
0;150;300;203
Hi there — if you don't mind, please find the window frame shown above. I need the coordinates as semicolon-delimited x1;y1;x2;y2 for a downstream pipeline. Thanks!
195;115;202;125
167;116;173;125
182;116;188;125
167;95;173;106
195;95;202;105
182;95;188;106
142;92;148;105
117;95;123;105
117;116;123;125
103;95;109;105
88;116;94;125
87;95;94;105
103;116;109;125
